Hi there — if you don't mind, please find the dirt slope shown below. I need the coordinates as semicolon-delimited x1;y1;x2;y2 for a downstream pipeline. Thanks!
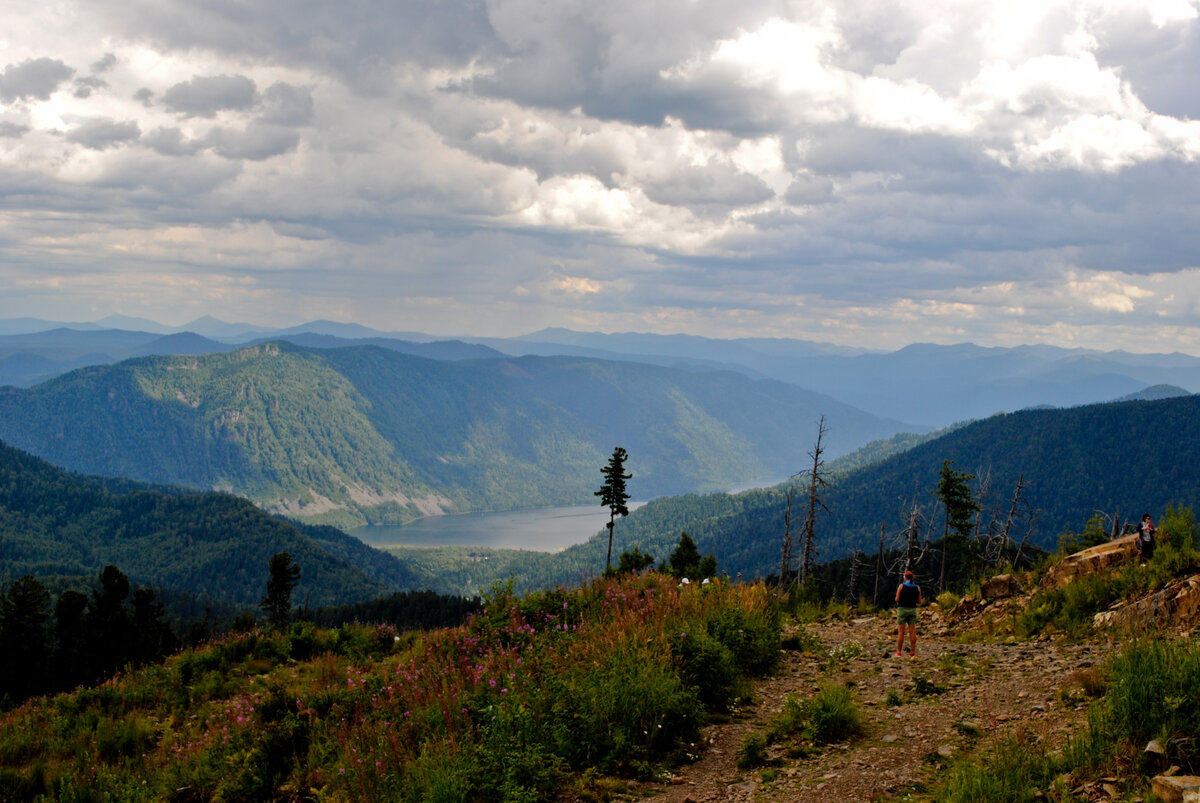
631;610;1109;802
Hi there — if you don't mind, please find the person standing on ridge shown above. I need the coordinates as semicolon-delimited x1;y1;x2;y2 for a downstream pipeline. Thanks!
895;570;921;658
1136;513;1156;565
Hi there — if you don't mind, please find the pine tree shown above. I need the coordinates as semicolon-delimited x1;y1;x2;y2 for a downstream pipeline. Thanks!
595;447;632;572
261;552;302;630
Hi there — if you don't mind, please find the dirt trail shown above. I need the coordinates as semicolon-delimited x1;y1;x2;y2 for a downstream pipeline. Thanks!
632;611;1109;802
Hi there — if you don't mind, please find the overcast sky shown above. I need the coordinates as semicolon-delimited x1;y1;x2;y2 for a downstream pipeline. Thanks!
2;0;1199;352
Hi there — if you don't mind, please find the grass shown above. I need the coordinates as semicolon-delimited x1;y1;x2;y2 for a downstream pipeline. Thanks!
935;634;1200;802
0;573;782;802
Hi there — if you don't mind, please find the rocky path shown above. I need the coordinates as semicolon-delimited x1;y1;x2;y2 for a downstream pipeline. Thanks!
631;611;1111;802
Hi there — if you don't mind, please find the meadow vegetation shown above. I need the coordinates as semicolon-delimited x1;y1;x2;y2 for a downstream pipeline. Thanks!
0;572;779;801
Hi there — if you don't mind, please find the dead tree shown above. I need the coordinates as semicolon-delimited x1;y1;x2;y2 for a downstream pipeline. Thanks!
778;479;798;593
799;416;830;587
874;523;885;608
847;549;864;603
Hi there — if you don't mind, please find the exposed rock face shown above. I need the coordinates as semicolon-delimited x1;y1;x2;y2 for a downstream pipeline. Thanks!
1094;575;1200;630
1045;535;1138;588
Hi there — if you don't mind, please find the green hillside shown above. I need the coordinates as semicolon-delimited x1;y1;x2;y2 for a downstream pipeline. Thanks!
0;439;419;609
0;342;905;527
603;394;1200;577
383;395;1200;595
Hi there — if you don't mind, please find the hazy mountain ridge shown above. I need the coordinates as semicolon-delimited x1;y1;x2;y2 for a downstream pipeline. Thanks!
2;318;1195;432
0;341;906;528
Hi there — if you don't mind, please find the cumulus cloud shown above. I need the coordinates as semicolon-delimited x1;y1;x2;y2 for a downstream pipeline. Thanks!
161;74;259;118
0;57;75;102
3;0;1200;354
65;118;141;149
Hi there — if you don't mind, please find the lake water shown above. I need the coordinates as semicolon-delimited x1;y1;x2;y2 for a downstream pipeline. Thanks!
349;502;647;552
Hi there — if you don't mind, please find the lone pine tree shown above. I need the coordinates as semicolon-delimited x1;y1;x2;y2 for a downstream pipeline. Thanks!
596;447;632;573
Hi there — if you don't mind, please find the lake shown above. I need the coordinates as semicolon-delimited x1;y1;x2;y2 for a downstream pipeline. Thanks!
349;502;647;552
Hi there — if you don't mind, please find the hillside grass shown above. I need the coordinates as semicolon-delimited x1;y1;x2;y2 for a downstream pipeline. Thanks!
0;573;779;801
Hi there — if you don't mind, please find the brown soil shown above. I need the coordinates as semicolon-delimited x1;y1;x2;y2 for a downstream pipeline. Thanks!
626;609;1110;803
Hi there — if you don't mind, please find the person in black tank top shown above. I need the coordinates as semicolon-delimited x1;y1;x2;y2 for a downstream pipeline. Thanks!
894;570;922;658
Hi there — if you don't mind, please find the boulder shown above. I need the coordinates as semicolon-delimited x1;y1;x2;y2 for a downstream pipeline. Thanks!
1150;774;1200;803
981;573;1022;599
1045;535;1137;588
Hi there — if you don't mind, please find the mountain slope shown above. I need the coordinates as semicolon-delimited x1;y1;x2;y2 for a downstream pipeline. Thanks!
0;439;419;608
494;394;1200;589
0;342;908;527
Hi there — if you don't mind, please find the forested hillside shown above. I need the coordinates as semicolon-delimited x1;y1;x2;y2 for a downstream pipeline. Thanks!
0;342;906;527
384;394;1200;595
0;440;419;609
604;394;1200;577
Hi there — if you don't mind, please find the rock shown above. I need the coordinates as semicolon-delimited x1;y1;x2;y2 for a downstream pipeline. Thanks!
1096;576;1200;631
937;744;955;758
1046;535;1137;588
982;573;1023;599
1151;774;1200;803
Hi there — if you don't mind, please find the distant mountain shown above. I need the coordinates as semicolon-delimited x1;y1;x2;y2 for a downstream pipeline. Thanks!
0;327;496;388
0;439;420;609
1113;384;1191;402
259;333;505;361
6;318;1199;430
489;331;1200;427
0;342;908;528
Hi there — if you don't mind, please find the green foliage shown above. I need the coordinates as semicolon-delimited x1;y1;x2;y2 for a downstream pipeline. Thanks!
597;446;633;572
1056;514;1111;555
765;684;865;745
614;548;656;576
1016;531;1200;638
664;532;718;580
260;552;301;630
936;636;1200;802
736;732;770;769
0;438;414;612
0;573;784;800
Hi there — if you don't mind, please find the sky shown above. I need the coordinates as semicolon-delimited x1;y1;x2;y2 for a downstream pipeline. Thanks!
2;0;1200;353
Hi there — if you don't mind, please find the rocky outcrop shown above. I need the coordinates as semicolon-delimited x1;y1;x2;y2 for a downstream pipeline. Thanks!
1044;535;1138;588
1094;575;1200;631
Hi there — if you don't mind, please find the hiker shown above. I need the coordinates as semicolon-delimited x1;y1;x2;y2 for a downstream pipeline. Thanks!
1136;513;1156;565
894;570;921;658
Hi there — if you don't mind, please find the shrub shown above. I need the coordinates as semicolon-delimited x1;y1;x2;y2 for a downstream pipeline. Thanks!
670;629;737;710
737;732;769;769
766;684;864;745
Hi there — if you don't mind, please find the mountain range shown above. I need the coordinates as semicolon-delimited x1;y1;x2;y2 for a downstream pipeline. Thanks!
0;341;905;528
2;317;1196;428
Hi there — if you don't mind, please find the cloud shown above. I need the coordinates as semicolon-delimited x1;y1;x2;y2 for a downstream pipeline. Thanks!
205;123;300;160
258;83;314;126
161;74;259;118
65;118;141;149
0;58;76;102
3;0;1200;354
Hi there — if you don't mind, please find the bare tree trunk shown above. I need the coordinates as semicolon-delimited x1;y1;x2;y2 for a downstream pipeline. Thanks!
904;502;921;573
1014;511;1038;569
800;416;829;587
779;483;796;593
874;523;885;608
847;549;862;603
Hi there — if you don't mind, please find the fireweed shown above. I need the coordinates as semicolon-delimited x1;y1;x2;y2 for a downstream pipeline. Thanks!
0;573;780;802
